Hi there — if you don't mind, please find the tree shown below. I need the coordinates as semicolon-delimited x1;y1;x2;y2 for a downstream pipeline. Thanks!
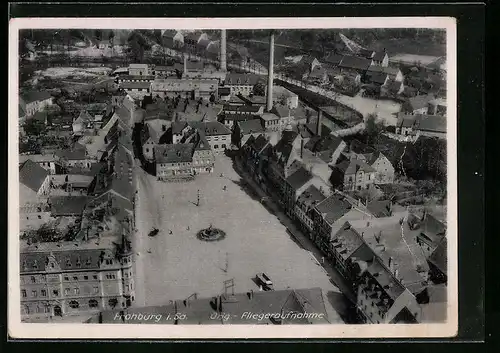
253;82;266;96
365;113;384;144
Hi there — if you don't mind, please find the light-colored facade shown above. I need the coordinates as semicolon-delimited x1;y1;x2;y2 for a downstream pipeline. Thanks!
22;96;54;117
20;239;135;321
151;78;218;101
205;134;231;153
128;64;150;76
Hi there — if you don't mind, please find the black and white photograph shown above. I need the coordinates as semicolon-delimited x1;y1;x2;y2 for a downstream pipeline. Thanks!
8;17;457;338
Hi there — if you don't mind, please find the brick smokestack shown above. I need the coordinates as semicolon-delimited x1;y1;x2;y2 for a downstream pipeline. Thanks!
266;31;275;112
316;109;322;136
220;29;227;72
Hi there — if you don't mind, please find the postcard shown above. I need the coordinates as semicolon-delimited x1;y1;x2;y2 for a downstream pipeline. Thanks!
8;16;457;339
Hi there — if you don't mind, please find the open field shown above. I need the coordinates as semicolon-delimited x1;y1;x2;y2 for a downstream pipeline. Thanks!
133;155;347;323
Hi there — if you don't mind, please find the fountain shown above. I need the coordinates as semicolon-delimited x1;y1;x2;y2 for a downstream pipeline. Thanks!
196;223;226;242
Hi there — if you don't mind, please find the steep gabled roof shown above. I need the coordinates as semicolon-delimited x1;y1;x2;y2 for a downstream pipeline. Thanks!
19;159;49;192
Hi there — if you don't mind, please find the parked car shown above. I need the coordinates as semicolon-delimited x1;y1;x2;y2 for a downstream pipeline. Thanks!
256;272;274;291
148;227;159;237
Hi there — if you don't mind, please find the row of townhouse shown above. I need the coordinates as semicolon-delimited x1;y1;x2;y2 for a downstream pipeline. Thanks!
239;129;447;323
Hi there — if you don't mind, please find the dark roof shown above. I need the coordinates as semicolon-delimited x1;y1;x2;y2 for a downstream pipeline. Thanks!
366;200;392;218
19;160;49;192
121;82;151;90
406;94;435;111
368;71;389;85
20;249;99;273
218;87;231;96
415;115;446;134
279;130;299;146
309;66;327;78
197;38;211;49
428;238;447;276
49;196;88;216
304;134;344;154
340;159;376;174
373;51;387;62
56;148;87;161
21;91;53;104
270;105;291;119
185;60;204;71
286;167;313;190
225;73;261;86
155;143;194;164
386;79;403;93
297;185;327;209
237;119;264;135
420;213;446;242
339;55;372;71
324;53;344;66
314;194;352;225
298;55;317;67
190;121;231;136
331;223;374;262
161;30;178;39
224;104;263;114
32;111;48;123
358;48;375;58
171;121;189;134
223;113;260;122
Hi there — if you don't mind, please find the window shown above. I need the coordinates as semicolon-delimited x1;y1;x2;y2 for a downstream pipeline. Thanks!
24;305;30;315
66;257;72;267
76;257;81;268
89;299;99;308
214;144;219;149
69;300;79;309
74;288;80;295
21;289;27;298
73;276;78;281
86;257;92;265
64;276;69;281
41;289;47;297
105;259;112;265
31;290;37;298
83;276;88;280
52;289;59;297
146;148;149;153
64;288;70;296
93;286;99;294
31;276;36;283
93;275;98;280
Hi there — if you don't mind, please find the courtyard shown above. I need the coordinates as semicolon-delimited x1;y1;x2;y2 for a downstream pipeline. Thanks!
133;154;349;323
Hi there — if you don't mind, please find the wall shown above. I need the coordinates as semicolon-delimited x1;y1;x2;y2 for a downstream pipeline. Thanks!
142;140;155;160
206;134;231;153
229;84;253;97
372;155;395;184
20;211;53;231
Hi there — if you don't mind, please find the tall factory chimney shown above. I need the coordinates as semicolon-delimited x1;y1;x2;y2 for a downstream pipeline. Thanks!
266;31;275;112
220;29;227;72
316;109;322;136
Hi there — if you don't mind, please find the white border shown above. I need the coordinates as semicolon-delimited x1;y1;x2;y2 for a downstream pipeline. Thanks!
8;17;457;339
